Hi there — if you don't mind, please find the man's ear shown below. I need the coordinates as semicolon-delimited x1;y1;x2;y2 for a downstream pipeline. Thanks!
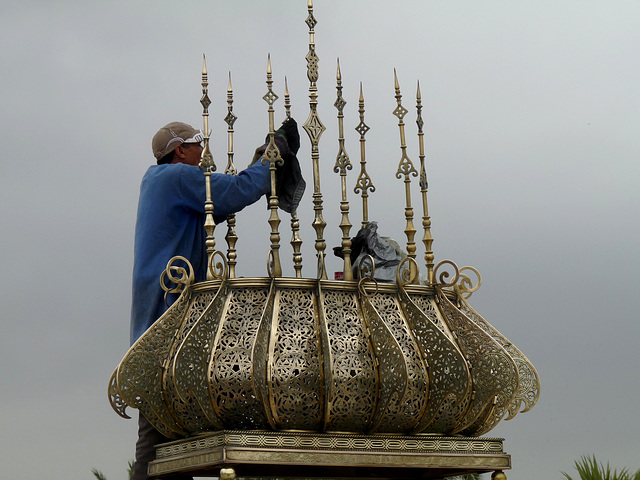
173;144;187;161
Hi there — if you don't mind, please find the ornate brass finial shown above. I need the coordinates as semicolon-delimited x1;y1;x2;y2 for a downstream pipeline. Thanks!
283;76;304;278
303;0;328;280
224;72;239;278
284;76;292;119
393;70;418;282
354;82;374;228
416;81;435;284
262;54;283;277
333;59;354;280
199;55;218;280
225;72;238;176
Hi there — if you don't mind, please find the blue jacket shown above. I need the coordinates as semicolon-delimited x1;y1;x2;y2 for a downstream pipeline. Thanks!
130;162;270;344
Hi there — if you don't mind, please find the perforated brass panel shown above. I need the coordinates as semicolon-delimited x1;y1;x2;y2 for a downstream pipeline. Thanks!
458;295;540;420
437;291;518;436
110;274;537;439
269;286;323;430
209;286;270;430
401;289;471;434
367;291;428;433
319;285;377;432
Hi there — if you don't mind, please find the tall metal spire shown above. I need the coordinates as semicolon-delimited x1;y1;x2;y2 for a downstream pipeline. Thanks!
224;72;239;278
393;70;418;282
199;55;218;280
284;77;304;278
302;0;328;280
354;83;374;228
262;54;283;277
333;59;354;280
416;81;435;284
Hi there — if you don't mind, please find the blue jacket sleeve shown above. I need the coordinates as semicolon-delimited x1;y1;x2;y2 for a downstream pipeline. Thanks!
177;161;270;215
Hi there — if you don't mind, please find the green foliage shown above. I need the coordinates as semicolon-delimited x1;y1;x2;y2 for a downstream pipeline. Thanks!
90;460;134;480
91;468;108;480
562;455;640;480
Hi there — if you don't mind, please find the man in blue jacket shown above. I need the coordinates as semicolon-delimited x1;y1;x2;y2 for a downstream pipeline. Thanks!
130;120;299;480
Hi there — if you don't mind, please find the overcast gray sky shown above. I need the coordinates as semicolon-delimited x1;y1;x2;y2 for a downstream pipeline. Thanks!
1;1;638;479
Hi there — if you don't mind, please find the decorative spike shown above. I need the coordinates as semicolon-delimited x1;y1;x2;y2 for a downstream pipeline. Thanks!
354;82;375;228
224;72;238;176
333;58;353;281
262;55;283;277
290;210;303;278
282;76;304;278
199;55;217;280
392;71;418;283
416;80;434;284
284;77;291;120
302;0;327;279
224;71;238;278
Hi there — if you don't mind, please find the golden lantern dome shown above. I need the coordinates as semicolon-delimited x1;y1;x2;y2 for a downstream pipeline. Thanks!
109;2;539;478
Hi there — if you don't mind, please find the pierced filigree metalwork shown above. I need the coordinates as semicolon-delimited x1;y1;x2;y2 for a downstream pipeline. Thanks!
163;289;221;433
269;286;322;430
318;284;377;432
437;290;519;435
456;289;540;420
358;285;408;432
209;285;270;429
397;259;472;434
111;272;536;440
110;282;194;438
367;290;429;432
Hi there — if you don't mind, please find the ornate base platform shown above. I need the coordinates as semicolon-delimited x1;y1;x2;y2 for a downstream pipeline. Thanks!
149;431;510;479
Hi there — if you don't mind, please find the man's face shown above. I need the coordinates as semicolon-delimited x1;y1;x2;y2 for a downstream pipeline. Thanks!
176;142;203;166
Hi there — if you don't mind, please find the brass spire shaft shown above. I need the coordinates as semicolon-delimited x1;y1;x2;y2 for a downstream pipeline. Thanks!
416;81;434;284
393;70;418;282
262;55;283;277
354;82;374;229
302;0;328;280
199;55;218;280
225;72;239;278
284;76;292;120
285;77;304;278
333;59;353;281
